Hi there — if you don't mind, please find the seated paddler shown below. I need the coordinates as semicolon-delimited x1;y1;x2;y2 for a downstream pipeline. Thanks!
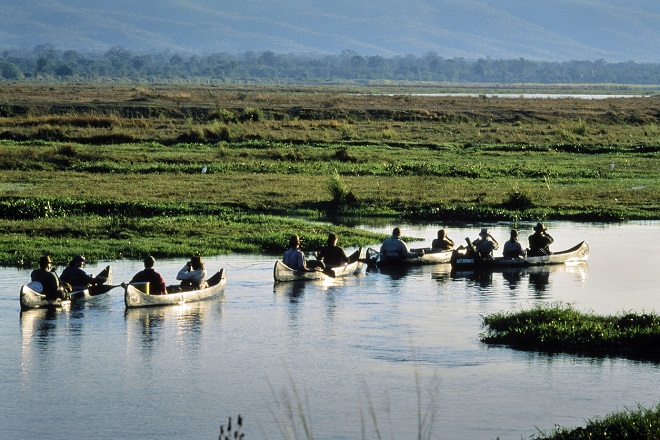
316;233;350;268
128;255;167;295
177;255;208;290
379;227;423;263
60;254;107;291
528;222;554;257
30;255;69;301
283;234;323;271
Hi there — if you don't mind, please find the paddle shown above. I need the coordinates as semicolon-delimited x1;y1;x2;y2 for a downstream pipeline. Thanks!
464;237;482;261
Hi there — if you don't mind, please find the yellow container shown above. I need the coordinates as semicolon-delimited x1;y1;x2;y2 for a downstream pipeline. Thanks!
132;282;150;295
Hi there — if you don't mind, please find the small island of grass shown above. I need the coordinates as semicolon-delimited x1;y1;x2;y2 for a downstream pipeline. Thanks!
481;303;660;361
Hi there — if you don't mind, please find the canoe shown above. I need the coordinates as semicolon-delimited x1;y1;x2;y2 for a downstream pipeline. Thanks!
124;268;227;308
273;248;365;282
450;241;589;269
365;247;453;268
20;265;114;311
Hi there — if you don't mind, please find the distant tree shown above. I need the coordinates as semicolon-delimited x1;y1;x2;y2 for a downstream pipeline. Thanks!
131;54;152;71
0;61;22;79
62;50;80;64
35;57;50;74
105;46;131;71
259;51;277;67
55;64;74;77
32;44;56;60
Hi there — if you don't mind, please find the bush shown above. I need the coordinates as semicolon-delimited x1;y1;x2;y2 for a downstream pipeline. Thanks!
502;189;534;211
327;173;358;210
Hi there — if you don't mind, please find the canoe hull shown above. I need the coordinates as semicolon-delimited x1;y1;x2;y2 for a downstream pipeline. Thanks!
450;241;589;269
366;247;453;268
274;248;365;282
124;269;226;308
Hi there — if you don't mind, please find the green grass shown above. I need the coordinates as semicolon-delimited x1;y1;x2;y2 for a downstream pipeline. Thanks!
0;209;387;267
532;404;660;440
1;83;659;267
481;303;660;361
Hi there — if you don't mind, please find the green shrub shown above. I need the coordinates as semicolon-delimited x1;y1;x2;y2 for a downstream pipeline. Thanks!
502;189;535;210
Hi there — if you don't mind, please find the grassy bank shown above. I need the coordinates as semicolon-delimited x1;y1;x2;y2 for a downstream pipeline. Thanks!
532;404;660;440
481;303;660;361
1;83;659;266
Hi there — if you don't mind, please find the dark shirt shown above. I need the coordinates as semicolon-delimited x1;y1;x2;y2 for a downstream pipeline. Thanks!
528;232;554;256
60;266;96;289
130;268;167;295
317;245;349;268
30;268;63;301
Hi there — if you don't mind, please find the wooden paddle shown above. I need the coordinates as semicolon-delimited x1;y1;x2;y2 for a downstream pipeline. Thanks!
465;237;481;261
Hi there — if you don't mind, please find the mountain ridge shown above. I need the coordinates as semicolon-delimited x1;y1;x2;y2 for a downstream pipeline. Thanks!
1;0;659;62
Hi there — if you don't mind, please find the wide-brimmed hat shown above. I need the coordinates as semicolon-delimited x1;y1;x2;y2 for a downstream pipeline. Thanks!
72;254;86;264
534;222;546;232
479;228;489;237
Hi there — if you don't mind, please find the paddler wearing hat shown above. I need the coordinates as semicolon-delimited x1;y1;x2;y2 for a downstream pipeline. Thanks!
472;228;499;259
30;255;69;301
528;222;554;257
60;254;106;291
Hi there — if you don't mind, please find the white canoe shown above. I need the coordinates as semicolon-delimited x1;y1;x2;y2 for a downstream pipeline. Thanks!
273;248;365;283
20;265;114;311
451;241;590;269
124;269;227;308
20;283;71;311
365;247;453;267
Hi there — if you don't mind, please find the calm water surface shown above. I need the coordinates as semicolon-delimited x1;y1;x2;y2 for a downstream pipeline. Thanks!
1;221;659;439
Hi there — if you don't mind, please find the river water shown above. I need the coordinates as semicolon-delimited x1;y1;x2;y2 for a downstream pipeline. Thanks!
1;221;659;439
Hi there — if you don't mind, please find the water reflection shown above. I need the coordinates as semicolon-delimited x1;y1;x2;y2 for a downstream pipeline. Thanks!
449;262;589;298
273;280;309;301
19;307;71;382
366;265;419;280
124;299;225;354
125;308;166;352
5;222;660;440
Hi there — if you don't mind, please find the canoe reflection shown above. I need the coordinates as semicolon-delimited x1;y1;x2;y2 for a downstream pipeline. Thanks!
124;299;224;352
450;263;589;295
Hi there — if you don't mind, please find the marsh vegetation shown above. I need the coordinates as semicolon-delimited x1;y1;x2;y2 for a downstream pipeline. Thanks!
481;303;660;361
0;83;658;267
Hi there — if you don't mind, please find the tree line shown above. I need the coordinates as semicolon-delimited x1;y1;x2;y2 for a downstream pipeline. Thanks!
1;45;660;84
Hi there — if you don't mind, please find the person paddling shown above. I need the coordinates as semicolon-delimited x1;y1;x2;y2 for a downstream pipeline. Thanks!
472;228;499;259
316;233;350;268
128;255;167;295
528;222;554;256
30;256;69;301
502;229;525;258
283;235;323;271
379;227;424;264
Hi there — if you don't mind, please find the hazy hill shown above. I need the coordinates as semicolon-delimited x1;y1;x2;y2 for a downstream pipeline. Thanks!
1;0;659;62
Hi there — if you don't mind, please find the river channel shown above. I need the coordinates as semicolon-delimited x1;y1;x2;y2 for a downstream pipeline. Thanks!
1;221;659;439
